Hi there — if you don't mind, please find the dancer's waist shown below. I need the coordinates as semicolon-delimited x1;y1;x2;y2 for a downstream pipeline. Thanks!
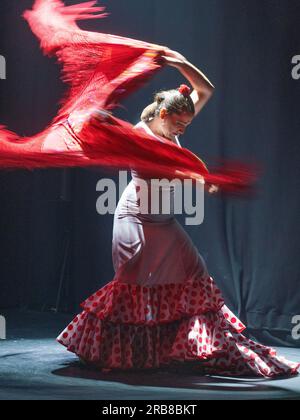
116;180;176;223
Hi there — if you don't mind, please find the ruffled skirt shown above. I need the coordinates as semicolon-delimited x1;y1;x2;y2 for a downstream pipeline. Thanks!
57;275;299;377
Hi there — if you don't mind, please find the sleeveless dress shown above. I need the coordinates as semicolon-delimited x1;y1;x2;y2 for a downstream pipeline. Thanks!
57;122;299;377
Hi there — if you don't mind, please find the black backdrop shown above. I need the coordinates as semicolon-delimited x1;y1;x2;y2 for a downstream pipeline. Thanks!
0;0;299;346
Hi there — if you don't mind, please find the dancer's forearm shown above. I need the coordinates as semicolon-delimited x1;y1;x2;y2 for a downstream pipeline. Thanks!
173;60;215;94
162;48;215;114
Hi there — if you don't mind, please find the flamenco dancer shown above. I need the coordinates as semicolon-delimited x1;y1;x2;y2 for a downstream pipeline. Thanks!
58;82;299;377
1;0;299;377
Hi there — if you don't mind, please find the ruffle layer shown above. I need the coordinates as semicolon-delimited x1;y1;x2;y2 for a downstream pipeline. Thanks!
80;276;236;327
57;309;299;377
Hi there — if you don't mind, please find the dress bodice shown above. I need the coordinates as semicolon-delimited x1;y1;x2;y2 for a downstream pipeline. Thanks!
115;121;182;223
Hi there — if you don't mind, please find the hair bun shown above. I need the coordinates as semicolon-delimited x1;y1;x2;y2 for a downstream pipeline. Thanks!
178;84;191;97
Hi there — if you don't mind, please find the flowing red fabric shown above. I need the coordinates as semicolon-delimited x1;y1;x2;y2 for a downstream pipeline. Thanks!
0;0;258;194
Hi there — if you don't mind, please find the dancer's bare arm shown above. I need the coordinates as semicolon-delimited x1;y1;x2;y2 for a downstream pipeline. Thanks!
161;48;215;116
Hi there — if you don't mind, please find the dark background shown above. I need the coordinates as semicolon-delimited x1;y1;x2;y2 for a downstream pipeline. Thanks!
0;0;299;346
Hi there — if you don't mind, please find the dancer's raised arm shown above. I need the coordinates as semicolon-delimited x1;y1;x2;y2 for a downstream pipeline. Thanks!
161;48;215;116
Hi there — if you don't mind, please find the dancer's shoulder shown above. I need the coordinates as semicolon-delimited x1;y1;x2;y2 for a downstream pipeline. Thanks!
133;121;145;130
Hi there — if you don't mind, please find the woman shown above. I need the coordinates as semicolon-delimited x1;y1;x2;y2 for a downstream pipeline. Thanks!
57;49;299;378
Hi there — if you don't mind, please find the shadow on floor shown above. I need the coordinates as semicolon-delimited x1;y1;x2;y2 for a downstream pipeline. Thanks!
52;359;300;398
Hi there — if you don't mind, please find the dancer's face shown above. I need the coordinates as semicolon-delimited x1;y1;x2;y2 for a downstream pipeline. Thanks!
158;108;193;141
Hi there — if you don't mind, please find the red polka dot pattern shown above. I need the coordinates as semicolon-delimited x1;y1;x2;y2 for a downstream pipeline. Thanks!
80;275;225;326
56;276;300;377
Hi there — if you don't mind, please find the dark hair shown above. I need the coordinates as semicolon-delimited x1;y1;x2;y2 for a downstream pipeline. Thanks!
141;88;195;122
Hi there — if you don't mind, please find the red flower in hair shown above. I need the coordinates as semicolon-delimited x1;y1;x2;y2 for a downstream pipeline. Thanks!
178;84;191;97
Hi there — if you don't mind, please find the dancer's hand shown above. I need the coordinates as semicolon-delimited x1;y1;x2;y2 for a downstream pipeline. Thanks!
208;184;219;194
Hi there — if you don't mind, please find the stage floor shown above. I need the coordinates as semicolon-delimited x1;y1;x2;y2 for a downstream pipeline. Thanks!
0;310;300;400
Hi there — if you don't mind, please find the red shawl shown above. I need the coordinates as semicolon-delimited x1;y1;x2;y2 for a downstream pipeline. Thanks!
0;0;258;194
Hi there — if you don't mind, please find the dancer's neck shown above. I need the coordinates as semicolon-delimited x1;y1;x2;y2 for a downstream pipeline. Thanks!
146;119;176;144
